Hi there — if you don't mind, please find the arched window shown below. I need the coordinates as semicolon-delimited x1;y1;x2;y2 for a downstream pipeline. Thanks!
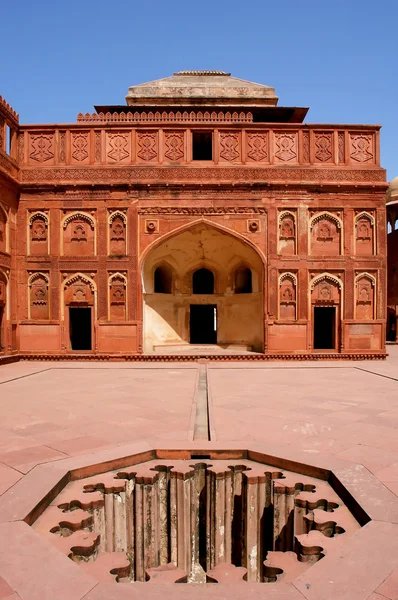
234;267;252;294
154;265;172;294
192;268;214;294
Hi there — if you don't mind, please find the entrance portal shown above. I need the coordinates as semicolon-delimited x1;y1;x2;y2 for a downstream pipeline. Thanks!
190;305;217;344
313;306;336;350
69;307;92;350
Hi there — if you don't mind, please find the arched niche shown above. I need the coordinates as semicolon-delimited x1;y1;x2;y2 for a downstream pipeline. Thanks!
62;273;96;352
193;268;214;294
28;272;49;320
61;212;96;256
355;212;374;256
234;266;252;294
108;211;127;256
0;204;9;254
279;273;297;320
141;221;264;352
154;264;173;294
278;211;296;255
355;273;376;320
309;212;343;256
28;211;49;255
109;272;127;320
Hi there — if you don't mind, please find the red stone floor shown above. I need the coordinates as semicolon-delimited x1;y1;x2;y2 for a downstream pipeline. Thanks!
0;350;398;598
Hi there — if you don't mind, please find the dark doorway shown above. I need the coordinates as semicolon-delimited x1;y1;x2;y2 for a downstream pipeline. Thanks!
190;305;217;344
192;132;213;161
69;307;92;350
193;268;214;294
313;306;336;350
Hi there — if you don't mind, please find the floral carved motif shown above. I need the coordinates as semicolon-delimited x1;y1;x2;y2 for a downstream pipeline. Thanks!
31;218;47;241
315;133;333;162
357;218;371;241
220;132;240;161
72;133;89;162
164;132;184;161
107;133;129;162
71;221;87;241
95;131;101;162
29;135;54;162
350;135;373;163
137;132;157;161
275;134;297;162
247;133;268;161
302;131;310;162
0;280;6;304
138;207;267;215
59;132;66;162
338;132;345;163
18;135;24;163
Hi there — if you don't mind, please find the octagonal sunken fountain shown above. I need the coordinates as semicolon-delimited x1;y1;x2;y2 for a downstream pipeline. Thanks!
31;448;363;586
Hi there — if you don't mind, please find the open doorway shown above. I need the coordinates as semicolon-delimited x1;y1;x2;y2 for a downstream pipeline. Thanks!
313;306;336;350
190;305;217;344
69;307;92;350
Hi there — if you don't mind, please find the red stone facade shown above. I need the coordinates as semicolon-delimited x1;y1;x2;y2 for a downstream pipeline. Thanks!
0;72;388;358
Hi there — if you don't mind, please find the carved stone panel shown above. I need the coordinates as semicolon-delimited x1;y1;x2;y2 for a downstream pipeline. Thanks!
29;274;49;320
29;133;55;164
63;213;95;256
274;132;298;163
71;132;90;164
106;132;131;163
311;276;341;305
137;132;158;162
164;131;184;162
279;274;296;320
314;132;333;163
64;275;94;306
356;276;374;320
246;133;268;162
219;132;240;162
109;214;126;255
29;214;48;255
109;275;127;320
278;212;296;255
349;134;374;164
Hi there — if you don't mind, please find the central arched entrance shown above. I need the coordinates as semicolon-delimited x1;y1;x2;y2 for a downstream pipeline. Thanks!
141;222;264;352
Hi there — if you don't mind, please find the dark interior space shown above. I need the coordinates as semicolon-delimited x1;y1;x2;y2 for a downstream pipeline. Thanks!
69;307;92;350
192;132;213;160
193;268;214;294
154;265;172;293
190;304;217;344
313;306;336;350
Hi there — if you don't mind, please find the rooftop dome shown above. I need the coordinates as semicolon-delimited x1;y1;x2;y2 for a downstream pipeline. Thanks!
387;176;398;203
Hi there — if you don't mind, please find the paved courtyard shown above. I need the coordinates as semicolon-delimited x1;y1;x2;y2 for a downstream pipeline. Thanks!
0;350;398;598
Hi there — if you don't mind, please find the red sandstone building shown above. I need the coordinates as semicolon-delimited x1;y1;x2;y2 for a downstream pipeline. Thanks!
0;71;388;359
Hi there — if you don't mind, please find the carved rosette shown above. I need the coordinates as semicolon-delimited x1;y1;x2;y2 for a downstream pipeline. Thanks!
137;132;158;161
164;131;184;161
219;132;240;162
246;133;268;162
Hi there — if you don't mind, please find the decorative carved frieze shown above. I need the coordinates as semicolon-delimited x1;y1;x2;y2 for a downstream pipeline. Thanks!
107;132;130;162
314;132;333;163
71;132;89;162
137;132;158;161
350;134;374;163
246;133;268;162
29;134;54;163
164;131;184;161
302;131;310;163
219;132;240;161
274;133;297;162
338;132;345;163
138;206;267;215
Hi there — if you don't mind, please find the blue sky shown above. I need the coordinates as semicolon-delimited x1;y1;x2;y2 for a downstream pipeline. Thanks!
1;0;397;179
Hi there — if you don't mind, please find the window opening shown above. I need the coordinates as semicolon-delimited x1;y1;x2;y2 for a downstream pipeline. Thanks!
313;306;336;350
193;268;214;294
235;268;252;294
154;265;172;294
192;132;213;161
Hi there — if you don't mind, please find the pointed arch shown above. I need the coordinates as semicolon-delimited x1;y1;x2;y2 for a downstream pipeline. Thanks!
309;211;342;230
108;272;127;320
28;211;49;255
61;272;97;320
28;272;50;320
61;211;96;256
310;272;343;290
108;210;127;256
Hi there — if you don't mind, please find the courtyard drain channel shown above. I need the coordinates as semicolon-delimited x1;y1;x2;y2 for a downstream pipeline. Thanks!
193;364;211;440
